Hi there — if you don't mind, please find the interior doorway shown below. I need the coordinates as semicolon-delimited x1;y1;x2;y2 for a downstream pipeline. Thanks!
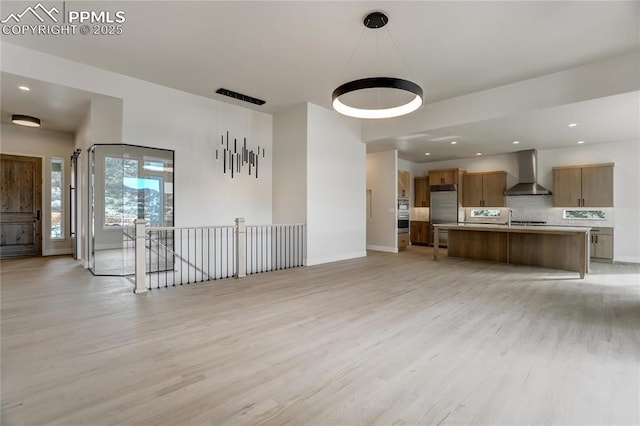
0;154;43;258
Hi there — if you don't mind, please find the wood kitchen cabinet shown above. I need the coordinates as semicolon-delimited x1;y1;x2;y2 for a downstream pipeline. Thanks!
590;227;613;260
398;233;410;250
414;177;429;207
428;168;464;186
398;170;410;198
462;171;506;207
428;168;465;204
410;221;430;245
553;163;614;207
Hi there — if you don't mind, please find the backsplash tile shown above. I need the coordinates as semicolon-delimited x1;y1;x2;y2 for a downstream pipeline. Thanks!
506;196;614;227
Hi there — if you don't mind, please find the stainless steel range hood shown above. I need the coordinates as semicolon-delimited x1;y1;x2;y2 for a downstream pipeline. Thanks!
504;149;552;196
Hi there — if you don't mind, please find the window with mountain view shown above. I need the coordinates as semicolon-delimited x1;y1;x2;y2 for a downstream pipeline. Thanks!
104;157;165;228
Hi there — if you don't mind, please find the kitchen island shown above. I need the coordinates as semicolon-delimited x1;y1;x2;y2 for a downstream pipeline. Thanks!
433;223;590;278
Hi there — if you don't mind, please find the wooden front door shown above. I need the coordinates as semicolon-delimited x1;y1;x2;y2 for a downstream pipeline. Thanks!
1;154;42;258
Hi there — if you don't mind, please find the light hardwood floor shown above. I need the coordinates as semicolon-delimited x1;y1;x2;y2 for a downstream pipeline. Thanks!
1;250;639;425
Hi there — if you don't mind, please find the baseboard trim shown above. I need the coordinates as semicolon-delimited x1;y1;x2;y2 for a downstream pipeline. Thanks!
613;256;640;265
366;245;398;253
305;251;367;266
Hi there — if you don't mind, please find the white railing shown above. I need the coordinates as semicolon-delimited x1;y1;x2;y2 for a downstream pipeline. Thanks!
133;218;305;293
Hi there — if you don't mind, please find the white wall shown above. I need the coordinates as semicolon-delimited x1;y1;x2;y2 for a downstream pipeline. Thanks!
272;104;307;224
2;43;273;267
411;140;640;263
367;150;398;252
306;103;366;265
119;78;274;228
0;124;75;255
86;97;124;145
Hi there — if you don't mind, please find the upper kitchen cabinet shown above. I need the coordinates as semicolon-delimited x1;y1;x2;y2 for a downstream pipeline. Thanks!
429;168;465;204
553;163;614;207
398;170;410;198
428;168;464;186
414;176;429;207
463;171;506;207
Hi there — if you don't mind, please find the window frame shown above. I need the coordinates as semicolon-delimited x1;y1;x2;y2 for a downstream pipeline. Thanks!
50;157;65;240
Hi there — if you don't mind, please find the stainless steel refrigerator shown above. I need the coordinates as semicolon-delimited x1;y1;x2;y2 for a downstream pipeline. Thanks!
429;184;459;247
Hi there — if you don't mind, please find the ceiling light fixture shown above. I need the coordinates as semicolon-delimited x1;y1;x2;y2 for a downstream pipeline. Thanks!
568;123;578;127
332;12;423;119
425;152;431;156
215;88;265;105
11;114;40;127
18;86;30;91
577;140;585;144
476;153;482;156
451;141;458;145
512;140;520;144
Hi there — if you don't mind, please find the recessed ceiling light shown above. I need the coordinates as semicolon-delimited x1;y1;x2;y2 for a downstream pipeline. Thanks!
476;152;482;156
577;140;585;144
425;152;431;156
568;123;578;127
450;141;458;145
512;140;520;144
18;86;31;91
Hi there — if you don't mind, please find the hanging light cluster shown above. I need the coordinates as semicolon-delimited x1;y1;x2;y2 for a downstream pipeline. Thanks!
216;131;265;178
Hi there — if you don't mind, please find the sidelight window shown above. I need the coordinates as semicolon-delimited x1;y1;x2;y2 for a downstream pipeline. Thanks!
50;158;64;239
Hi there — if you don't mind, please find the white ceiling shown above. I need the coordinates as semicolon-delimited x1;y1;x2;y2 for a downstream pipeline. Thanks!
367;91;640;162
1;1;638;160
0;72;101;133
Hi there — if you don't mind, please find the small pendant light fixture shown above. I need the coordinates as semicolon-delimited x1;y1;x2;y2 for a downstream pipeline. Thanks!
332;12;423;119
11;114;41;127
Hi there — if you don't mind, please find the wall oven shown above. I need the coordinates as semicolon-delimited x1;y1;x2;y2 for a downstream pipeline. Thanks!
398;198;410;234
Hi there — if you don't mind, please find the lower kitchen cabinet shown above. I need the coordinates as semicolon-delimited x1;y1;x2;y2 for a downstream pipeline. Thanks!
590;227;613;260
410;221;430;245
398;233;410;250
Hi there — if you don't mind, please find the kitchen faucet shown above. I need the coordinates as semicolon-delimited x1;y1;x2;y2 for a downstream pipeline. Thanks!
508;209;513;227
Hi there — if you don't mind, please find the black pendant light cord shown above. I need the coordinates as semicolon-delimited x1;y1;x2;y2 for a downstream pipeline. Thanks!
343;27;367;77
384;26;414;80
